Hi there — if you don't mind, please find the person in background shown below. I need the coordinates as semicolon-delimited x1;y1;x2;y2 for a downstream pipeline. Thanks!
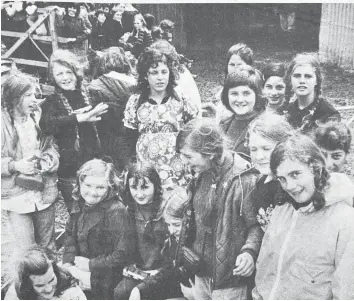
107;6;125;47
90;9;110;51
114;163;169;300
62;159;135;299
176;118;262;300
253;134;354;299
262;63;288;114
4;246;86;300
87;47;137;171
159;19;175;43
143;13;156;33
122;3;139;34
40;50;108;212
220;65;265;159
2;72;59;252
285;53;340;133
151;26;163;42
312;121;352;173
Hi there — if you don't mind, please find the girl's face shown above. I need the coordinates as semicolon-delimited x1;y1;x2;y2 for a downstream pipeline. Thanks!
147;61;170;94
276;158;316;204
17;86;37;116
180;146;212;174
29;264;57;300
263;76;286;108
52;63;77;91
97;13;106;24
228;85;256;115
67;7;77;17
113;10;123;21
134;18;143;30
227;54;247;75
129;177;155;206
164;216;183;241
249;133;277;176
320;148;346;172
81;175;110;206
291;64;317;99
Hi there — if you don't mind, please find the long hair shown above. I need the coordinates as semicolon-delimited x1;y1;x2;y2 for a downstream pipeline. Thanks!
225;42;254;76
48;49;83;90
72;158;122;201
285;53;322;101
123;162;163;241
270;133;330;210
137;47;179;103
14;246;78;300
65;2;81;18
221;65;264;113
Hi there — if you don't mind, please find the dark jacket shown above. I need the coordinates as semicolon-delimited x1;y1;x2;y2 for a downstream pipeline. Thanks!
106;18;125;47
63;196;135;299
191;151;263;290
91;19;110;50
87;73;137;171
39;89;101;178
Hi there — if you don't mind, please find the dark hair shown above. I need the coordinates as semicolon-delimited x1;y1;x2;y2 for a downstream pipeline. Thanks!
312;121;352;153
150;40;184;73
143;13;156;31
94;47;132;78
123;162;163;241
225;43;253;75
137;47;179;99
221;65;264;113
14;246;78;300
262;63;287;85
270;133;330;210
48;49;83;90
159;19;174;31
285;53;322;101
95;9;106;18
65;2;80;17
151;26;163;41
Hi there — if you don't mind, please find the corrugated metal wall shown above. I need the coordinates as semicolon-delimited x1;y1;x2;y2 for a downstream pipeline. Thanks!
319;4;354;69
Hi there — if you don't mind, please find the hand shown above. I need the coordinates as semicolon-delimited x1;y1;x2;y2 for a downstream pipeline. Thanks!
74;256;90;272
201;102;217;118
233;252;255;277
67;38;76;42
13;157;38;175
76;103;108;123
180;278;195;300
129;287;141;300
127;43;133;49
61;262;74;270
73;105;93;114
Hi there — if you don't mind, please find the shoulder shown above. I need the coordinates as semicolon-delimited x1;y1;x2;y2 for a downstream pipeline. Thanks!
317;97;339;115
58;284;86;300
106;197;128;214
325;173;354;207
219;114;234;130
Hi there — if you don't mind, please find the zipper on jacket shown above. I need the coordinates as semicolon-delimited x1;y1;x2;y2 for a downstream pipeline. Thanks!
268;209;299;299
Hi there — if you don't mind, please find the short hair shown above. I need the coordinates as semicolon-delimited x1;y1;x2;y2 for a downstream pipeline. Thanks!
159;19;174;31
151;26;163;41
262;63;287;85
312;121;352;153
94;47;132;78
225;43;254;75
48;49;83;89
72;159;122;201
285;53;322;100
95;9;106;18
163;188;190;220
247;112;294;147
270;133;330;210
143;13;156;30
221;65;264;113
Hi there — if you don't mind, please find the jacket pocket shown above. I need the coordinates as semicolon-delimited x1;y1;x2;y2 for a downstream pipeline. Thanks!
288;261;331;286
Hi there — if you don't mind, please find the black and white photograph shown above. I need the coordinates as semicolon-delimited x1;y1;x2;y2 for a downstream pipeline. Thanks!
1;1;354;299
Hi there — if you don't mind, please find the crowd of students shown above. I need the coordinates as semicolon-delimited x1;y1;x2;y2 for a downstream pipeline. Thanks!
1;2;354;300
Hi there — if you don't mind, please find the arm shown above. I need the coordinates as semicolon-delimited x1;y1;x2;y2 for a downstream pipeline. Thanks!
39;136;60;174
62;215;78;265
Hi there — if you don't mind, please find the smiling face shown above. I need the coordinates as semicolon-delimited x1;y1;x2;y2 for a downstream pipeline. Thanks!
147;61;170;94
276;158;316;204
263;76;286;108
113;10;123;21
67;6;77;17
228;85;256;115
29;264;57;300
180;146;212;174
165;216;183;241
80;175;110;206
249;133;277;176
97;12;106;24
320;148;346;172
129;177;155;206
16;86;37;116
52;63;77;91
291;64;317;100
227;54;247;75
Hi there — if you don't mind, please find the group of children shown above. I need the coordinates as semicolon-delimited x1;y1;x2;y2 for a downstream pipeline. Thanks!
1;5;354;300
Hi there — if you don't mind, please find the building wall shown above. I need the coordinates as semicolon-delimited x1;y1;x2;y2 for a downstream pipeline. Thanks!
319;4;354;69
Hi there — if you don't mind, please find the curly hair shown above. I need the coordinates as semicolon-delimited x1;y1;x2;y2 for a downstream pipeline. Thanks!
285;53;322;101
225;43;254;75
14;246;78;300
221;65;265;113
312;121;352;153
159;19;174;31
137;47;179;97
270;133;330;210
48;49;84;90
72;158;122;201
94;47;133;78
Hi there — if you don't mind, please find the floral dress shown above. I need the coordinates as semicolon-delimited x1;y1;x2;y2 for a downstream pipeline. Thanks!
123;92;198;188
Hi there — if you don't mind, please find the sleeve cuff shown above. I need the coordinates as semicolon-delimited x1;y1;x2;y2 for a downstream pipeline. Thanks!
242;249;257;262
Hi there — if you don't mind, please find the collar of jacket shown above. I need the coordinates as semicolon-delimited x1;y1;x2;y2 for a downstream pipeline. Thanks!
71;196;117;214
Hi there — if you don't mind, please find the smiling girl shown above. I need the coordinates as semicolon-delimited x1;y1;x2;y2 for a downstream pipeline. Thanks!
285;53;340;132
253;134;354;299
123;48;198;190
62;159;135;299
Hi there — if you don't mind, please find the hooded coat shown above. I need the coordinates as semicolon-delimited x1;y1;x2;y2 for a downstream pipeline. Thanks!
253;172;354;299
